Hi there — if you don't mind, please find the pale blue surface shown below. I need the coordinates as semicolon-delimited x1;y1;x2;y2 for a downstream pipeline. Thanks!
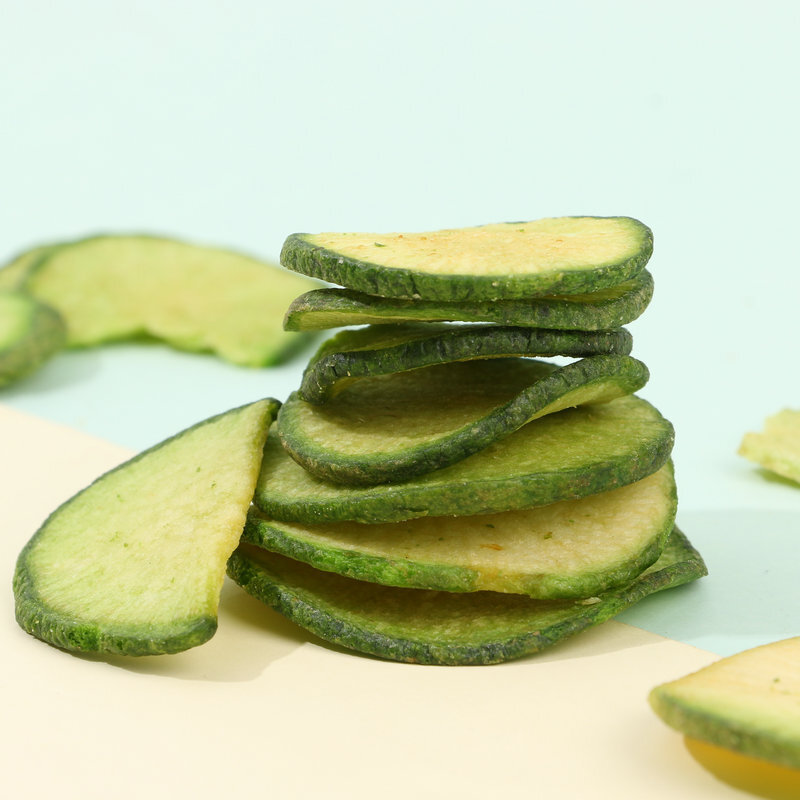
1;0;798;659
1;342;317;451
618;509;800;657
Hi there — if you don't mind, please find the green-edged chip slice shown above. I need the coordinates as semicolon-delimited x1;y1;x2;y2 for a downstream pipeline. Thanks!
0;243;61;291
281;216;653;301
23;235;319;367
279;354;650;485
650;637;800;770
13;398;279;656
738;409;800;485
227;526;706;666
284;271;654;332
244;462;677;599
255;394;675;523
0;291;66;387
299;323;634;404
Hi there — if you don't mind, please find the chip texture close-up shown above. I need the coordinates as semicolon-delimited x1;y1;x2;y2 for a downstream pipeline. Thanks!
255;394;675;523
281;216;653;301
283;270;654;332
13;398;279;656
244;461;677;599
650;637;800;770
297;323;634;404
227;526;706;666
280;354;650;485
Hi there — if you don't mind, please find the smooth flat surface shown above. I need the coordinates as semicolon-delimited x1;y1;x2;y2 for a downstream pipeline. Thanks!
0;406;749;800
2;2;798;798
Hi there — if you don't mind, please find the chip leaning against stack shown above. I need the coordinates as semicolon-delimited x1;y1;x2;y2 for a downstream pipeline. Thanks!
228;216;707;665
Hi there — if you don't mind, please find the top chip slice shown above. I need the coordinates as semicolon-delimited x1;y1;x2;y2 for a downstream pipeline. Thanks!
280;216;653;302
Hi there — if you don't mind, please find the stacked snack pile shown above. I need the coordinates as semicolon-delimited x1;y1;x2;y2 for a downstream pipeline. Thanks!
227;216;707;665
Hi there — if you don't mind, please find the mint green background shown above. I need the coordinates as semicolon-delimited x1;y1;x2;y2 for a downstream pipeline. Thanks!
2;1;798;658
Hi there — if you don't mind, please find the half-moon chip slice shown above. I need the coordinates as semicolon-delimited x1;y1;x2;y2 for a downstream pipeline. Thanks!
280;216;653;301
298;323;634;404
284;271;653;332
279;354;649;485
227;526;705;666
244;462;677;599
254;394;674;524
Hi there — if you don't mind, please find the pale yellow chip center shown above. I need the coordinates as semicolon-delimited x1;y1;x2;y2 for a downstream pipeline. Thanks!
308;218;642;276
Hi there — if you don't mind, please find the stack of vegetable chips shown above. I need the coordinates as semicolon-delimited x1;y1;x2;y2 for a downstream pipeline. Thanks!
228;217;707;665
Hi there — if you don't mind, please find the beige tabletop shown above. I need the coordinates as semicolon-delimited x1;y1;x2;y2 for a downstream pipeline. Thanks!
2;404;751;800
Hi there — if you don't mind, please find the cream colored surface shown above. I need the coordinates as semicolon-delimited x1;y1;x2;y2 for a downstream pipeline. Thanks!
2;404;742;800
